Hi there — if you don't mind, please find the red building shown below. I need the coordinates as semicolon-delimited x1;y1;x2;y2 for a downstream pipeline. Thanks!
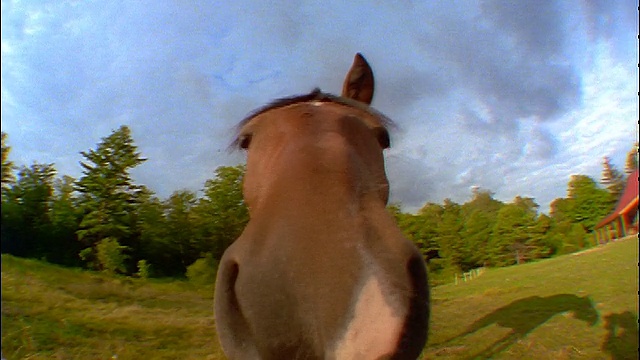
593;169;639;243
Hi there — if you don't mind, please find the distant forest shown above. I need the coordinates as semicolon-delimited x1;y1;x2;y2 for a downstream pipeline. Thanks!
1;128;637;285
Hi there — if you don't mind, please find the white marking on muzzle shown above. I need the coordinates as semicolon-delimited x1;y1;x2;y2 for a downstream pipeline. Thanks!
332;275;404;359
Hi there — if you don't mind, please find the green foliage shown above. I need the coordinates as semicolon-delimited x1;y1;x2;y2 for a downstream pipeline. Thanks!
136;190;175;276
459;190;504;269
95;237;129;274
389;203;439;260
1;127;627;283
46;175;84;266
390;176;612;279
193;165;249;260
75;126;146;241
562;223;588;254
557;175;613;232
528;214;553;259
75;126;145;271
186;253;218;285
131;166;249;278
136;259;151;279
489;201;537;266
435;199;463;269
165;190;198;268
1;163;56;258
1;131;15;194
78;247;96;269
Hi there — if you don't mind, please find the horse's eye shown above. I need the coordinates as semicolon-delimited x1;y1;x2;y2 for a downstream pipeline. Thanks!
239;134;252;149
375;128;390;149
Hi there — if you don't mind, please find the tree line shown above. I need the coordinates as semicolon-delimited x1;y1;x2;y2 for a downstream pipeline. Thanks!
1;129;637;285
1;128;247;279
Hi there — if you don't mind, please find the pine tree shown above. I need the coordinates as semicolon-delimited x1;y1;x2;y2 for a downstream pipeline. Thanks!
624;142;638;175
1;132;15;194
75;125;146;270
600;157;625;200
1;163;56;257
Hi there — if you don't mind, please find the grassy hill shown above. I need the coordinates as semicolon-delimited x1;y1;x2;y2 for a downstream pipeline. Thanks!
2;236;638;359
425;236;638;359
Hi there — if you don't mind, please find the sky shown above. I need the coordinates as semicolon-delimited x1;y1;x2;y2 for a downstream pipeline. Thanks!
1;0;638;213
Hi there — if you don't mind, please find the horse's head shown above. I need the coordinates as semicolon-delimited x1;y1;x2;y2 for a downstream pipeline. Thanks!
232;54;394;214
215;54;429;360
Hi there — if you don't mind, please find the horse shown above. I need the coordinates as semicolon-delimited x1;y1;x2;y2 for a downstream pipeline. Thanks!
214;53;429;359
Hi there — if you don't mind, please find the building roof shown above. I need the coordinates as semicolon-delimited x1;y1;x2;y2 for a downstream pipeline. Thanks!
595;169;639;229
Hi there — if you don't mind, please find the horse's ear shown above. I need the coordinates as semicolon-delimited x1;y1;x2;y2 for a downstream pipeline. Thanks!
341;53;374;105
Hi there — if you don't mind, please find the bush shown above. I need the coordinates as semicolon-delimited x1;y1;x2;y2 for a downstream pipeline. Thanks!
95;237;129;275
186;253;218;285
136;259;151;279
79;247;96;270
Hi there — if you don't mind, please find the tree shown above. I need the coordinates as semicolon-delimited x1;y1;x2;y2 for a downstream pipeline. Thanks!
186;253;218;285
390;206;440;264
489;199;538;267
165;190;199;273
435;199;464;269
532;213;555;258
460;211;494;268
545;175;612;254
1;163;56;258
136;189;173;276
567;175;614;231
624;142;638;175
46;175;83;265
414;203;444;271
513;196;539;216
601;157;625;200
94;237;129;274
549;197;574;223
75;125;146;271
387;203;403;222
1;132;15;194
193;165;249;260
459;189;504;269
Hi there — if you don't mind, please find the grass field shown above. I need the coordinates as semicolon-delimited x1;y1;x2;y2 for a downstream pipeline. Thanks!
2;236;638;359
426;236;638;359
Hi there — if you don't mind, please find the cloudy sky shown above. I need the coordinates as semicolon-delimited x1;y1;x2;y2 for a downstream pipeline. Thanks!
2;1;637;213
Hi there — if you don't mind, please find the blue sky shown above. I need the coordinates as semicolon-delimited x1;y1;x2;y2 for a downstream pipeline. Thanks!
1;0;638;213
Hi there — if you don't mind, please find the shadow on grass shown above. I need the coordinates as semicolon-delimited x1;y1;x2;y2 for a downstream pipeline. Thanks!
439;294;599;359
601;311;639;360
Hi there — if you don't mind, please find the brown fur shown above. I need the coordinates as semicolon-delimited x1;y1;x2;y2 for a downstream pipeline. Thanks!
214;54;429;359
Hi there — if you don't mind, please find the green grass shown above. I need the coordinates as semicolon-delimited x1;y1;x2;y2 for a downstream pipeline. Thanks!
426;236;639;359
2;237;638;359
1;255;224;360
